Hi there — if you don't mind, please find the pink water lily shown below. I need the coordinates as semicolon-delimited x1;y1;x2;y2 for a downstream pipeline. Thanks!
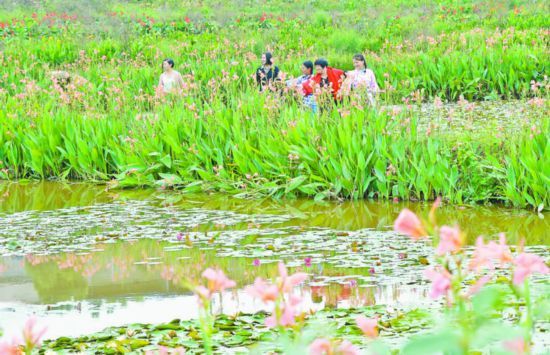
356;315;379;338
513;252;549;285
394;209;427;240
425;267;452;299
436;225;463;255
253;258;261;266
245;277;279;303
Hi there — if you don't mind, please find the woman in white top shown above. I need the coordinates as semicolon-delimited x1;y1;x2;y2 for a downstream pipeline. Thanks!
344;54;379;106
158;58;184;94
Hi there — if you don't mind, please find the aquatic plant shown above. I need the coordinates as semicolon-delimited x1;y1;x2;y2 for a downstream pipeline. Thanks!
0;317;47;355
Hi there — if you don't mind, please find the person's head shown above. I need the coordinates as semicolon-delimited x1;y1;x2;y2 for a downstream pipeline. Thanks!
301;60;313;75
261;52;273;66
314;58;329;75
353;54;367;70
162;58;175;72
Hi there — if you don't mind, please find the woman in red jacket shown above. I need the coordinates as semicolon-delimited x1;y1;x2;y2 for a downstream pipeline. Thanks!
302;58;346;101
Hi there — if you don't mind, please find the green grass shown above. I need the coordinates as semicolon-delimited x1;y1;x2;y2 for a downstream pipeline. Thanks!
0;0;549;209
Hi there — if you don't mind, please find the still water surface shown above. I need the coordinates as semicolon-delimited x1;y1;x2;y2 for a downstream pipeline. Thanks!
0;182;548;341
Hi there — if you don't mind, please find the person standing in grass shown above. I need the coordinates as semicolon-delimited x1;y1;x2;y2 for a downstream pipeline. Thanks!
286;60;317;112
302;58;345;99
302;58;345;111
255;52;280;91
286;60;314;88
158;58;184;94
343;54;379;106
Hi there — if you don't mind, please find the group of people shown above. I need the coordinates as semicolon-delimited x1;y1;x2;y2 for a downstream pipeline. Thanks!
255;52;379;111
157;51;379;112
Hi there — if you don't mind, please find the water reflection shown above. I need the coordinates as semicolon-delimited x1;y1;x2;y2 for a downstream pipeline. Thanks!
0;237;432;339
0;182;547;245
0;181;548;342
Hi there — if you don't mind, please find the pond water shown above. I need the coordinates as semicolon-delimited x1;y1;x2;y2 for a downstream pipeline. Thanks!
0;182;548;345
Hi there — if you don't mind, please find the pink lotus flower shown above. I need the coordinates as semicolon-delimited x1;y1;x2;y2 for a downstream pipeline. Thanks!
245;278;279;303
394;209;427;240
503;338;528;355
512;253;549;285
202;268;236;293
436;225;463;255
356;315;378;338
424;267;452;299
304;257;312;267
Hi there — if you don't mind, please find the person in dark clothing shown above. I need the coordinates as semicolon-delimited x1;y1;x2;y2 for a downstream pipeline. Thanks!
255;52;280;91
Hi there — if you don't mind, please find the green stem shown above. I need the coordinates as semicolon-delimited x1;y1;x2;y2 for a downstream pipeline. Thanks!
524;280;533;345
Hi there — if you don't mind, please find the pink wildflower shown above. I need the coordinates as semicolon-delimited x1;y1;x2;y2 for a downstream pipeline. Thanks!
309;338;332;354
265;302;297;328
503;338;528;355
336;340;360;355
424;267;452;299
201;268;236;293
356;315;378;338
245;278;279;303
436;225;463;255
512;253;549;285
0;339;21;355
278;262;307;292
394;209;427;240
469;234;513;270
145;345;186;355
22;316;47;350
309;338;359;355
467;274;492;296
